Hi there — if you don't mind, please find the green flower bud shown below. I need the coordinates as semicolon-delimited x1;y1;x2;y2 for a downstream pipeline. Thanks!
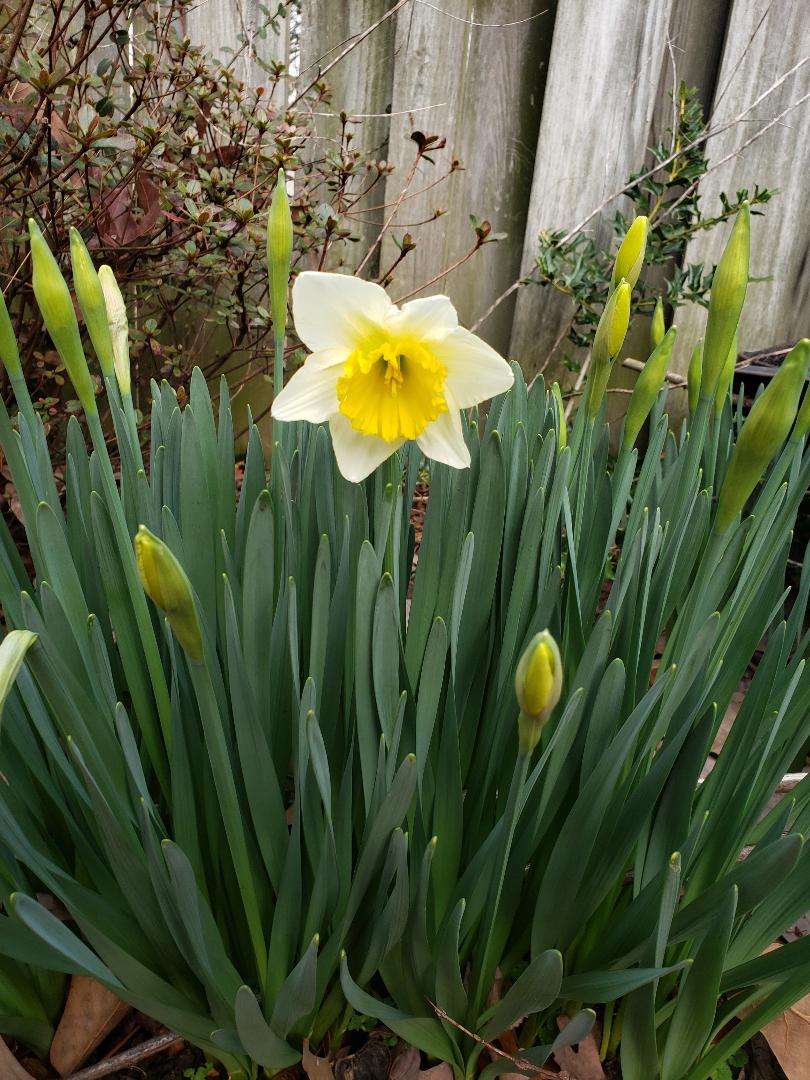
135;526;203;662
98;265;131;396
70;228;115;380
651;297;665;351
701;203;749;397
587;280;631;420
623;325;677;450
267;170;292;344
716;339;810;532
29;220;96;415
612;216;648;291
0;288;22;381
714;332;738;417
552;381;567;449
516;630;562;754
687;339;702;416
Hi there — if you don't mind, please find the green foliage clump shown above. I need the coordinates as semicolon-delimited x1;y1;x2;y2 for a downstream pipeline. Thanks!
0;211;808;1080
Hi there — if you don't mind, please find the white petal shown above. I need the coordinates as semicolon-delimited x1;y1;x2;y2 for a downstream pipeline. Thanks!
416;395;471;469
385;295;458;342
292;272;393;352
329;412;404;483
272;357;341;422
432;327;515;408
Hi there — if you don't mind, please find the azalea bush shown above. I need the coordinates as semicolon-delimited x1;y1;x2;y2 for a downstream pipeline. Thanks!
0;0;467;424
0;202;809;1080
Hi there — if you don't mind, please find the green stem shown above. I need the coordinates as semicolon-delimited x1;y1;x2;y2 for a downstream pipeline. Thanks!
273;330;284;401
384;451;401;579
471;747;530;1016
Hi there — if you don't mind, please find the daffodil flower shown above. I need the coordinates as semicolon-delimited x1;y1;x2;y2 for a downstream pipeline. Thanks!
271;272;514;482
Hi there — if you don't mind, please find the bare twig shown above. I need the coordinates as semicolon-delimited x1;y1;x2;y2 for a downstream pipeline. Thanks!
428;999;565;1080
356;150;421;277
393;239;484;303
413;2;549;28
622;357;686;386
0;0;34;91
290;0;411;108
64;1032;184;1080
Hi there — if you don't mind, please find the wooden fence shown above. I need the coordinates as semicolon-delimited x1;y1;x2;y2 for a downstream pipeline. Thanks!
184;0;809;380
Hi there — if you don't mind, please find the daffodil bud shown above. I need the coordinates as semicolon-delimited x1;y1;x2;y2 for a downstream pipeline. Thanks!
515;630;562;754
267;170;293;391
701;203;749;397
551;381;567;449
612;216;648;291
70;228;115;381
0;289;22;382
135;526;203;662
623;325;677;450
651;297;665;351
714;332;738;417
98;265;131;396
688;339;702;416
587;280;632;420
716;339;810;532
29;220;97;415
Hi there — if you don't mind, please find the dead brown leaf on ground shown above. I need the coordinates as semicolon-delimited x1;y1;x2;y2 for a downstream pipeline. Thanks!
49;976;130;1076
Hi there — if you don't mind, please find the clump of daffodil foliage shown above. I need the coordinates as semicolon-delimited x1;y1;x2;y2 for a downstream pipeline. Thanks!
0;198;809;1080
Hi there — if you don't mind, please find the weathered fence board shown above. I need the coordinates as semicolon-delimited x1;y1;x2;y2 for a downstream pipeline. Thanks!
181;0;810;374
673;0;810;374
299;1;397;260
510;0;683;373
377;1;553;353
180;0;288;86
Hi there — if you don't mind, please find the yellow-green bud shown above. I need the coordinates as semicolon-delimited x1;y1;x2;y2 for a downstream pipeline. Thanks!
98;265;131;396
716;339;810;532
623;325;677;450
267;170;293;340
714;332;738;417
651;297;665;351
552;381;567;449
135;526;203;662
587;280;632;420
688;339;702;416
70;228;115;380
0;630;37;733
29;220;97;415
612;216;648;291
0;288;22;381
701;203;749;397
515;630;562;754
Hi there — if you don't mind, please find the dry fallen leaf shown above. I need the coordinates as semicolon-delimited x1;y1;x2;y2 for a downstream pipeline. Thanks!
0;1035;36;1079
302;1039;336;1080
760;987;810;1079
390;1046;421;1080
49;975;130;1076
418;1065;453;1080
553;1016;604;1080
